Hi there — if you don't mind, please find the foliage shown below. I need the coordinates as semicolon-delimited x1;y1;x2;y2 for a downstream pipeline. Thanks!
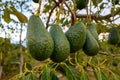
0;0;120;80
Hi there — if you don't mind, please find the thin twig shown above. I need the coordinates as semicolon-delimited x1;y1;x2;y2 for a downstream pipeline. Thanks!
64;2;76;25
19;6;24;74
46;4;58;29
53;0;59;7
99;51;120;57
76;7;120;20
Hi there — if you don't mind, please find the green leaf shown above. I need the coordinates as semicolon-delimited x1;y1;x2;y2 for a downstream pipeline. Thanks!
19;73;39;80
110;71;120;80
29;73;39;80
50;71;59;80
80;71;89;80
41;66;51;80
99;3;104;10
94;68;108;80
19;76;27;80
43;4;53;13
92;0;102;7
65;64;81;80
2;8;11;23
100;70;108;80
10;6;28;23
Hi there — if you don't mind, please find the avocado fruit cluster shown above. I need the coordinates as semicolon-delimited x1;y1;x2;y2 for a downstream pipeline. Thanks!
27;15;70;63
27;15;99;63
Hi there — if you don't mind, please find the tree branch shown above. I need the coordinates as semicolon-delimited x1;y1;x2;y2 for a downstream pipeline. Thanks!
46;4;58;29
64;2;76;25
76;8;120;20
99;51;120;57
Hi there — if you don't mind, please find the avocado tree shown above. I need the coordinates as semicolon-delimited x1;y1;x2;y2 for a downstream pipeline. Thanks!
1;0;120;80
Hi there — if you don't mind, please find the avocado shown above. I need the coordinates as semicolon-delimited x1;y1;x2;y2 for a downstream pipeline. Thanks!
112;0;119;4
75;0;88;10
88;23;99;41
83;30;99;56
112;60;118;66
27;15;54;61
108;27;120;45
65;22;86;53
50;24;70;63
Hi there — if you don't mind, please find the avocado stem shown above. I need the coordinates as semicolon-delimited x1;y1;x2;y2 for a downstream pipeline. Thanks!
35;0;42;17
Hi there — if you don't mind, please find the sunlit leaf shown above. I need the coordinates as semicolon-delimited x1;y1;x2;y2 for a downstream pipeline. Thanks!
10;6;28;23
43;4;53;13
2;7;11;23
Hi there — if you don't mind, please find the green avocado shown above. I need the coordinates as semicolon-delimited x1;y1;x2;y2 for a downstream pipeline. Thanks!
27;15;54;61
112;60;118;66
112;0;119;4
108;27;120;45
50;24;70;63
75;0;88;10
32;0;39;3
88;23;99;41
65;22;86;53
83;30;99;56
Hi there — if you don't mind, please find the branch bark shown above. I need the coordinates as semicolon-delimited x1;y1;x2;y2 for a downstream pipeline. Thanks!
76;8;120;20
99;50;120;57
46;1;61;29
64;2;76;25
19;23;24;74
46;4;58;29
19;6;24;74
0;65;2;79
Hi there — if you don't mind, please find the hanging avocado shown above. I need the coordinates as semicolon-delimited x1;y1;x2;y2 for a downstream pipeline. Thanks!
108;27;120;45
27;15;54;61
49;24;70;63
75;0;88;10
83;30;99;56
112;0;119;4
88;23;99;41
65;22;86;53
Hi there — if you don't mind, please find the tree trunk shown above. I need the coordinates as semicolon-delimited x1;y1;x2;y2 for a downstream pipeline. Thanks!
19;23;24;74
0;65;2;79
20;52;23;74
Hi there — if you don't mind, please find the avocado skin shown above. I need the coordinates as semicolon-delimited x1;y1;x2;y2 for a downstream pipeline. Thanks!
88;23;99;41
108;27;120;45
83;30;99;56
65;22;86;53
75;0;88;10
27;15;54;61
50;24;70;63
112;0;119;4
